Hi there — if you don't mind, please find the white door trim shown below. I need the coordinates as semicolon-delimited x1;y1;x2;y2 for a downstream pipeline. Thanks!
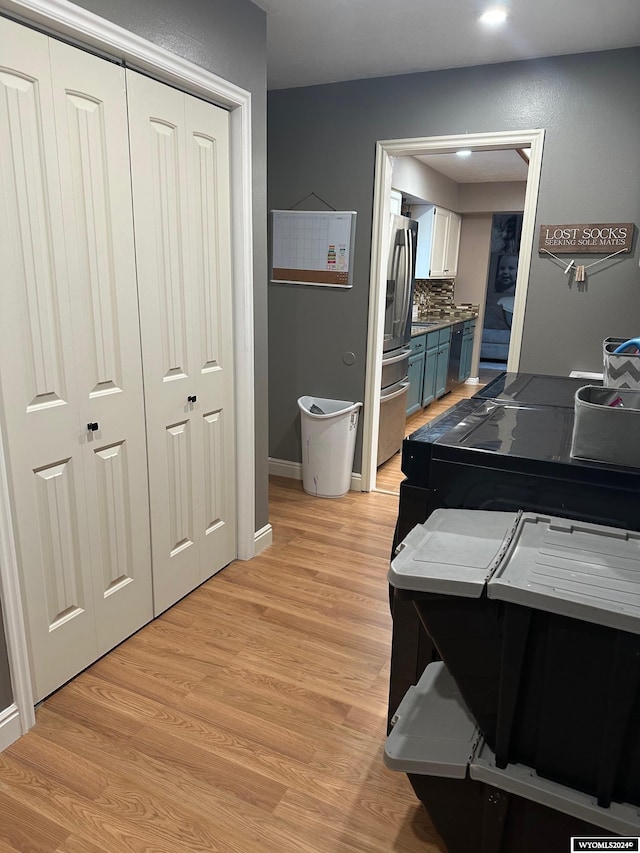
362;129;545;492
0;427;35;736
0;0;256;735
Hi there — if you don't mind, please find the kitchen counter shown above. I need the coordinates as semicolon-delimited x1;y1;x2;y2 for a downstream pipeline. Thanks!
410;309;478;337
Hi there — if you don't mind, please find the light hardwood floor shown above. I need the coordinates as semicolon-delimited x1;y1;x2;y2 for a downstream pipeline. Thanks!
0;477;448;852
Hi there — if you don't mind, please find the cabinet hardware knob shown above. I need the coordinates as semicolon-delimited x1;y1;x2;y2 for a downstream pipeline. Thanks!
87;422;99;431
188;395;197;403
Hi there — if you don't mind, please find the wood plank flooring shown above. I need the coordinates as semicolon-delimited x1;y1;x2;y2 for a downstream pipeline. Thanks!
0;478;448;852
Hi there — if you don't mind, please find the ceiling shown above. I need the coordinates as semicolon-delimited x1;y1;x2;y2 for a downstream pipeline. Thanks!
415;149;529;183
254;0;640;90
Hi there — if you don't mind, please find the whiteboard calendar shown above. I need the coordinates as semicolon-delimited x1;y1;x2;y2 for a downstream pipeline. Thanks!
270;210;357;287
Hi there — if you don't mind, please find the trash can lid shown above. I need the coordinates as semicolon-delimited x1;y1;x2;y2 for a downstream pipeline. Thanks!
389;510;518;597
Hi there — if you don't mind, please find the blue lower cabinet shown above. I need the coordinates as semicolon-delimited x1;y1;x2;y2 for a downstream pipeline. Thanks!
460;321;476;381
407;352;425;415
435;341;450;398
459;321;472;382
412;321;476;407
422;345;438;406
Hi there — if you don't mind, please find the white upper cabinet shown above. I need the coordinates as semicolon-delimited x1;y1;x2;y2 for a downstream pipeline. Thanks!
412;205;462;278
443;210;462;277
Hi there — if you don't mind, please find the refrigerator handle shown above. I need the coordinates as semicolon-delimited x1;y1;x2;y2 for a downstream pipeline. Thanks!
399;228;415;333
386;234;401;307
393;229;408;336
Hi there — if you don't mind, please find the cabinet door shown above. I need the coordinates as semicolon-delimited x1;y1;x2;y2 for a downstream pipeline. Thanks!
464;322;477;378
422;346;438;407
412;205;434;278
459;334;470;383
429;208;449;276
444;212;461;277
407;353;425;415
435;342;450;398
459;321;472;382
127;71;237;616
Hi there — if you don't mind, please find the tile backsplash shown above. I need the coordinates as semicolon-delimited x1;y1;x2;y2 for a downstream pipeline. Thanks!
414;278;454;311
414;279;478;320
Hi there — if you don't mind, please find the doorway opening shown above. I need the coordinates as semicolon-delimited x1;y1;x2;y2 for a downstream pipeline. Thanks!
480;212;524;374
361;130;545;493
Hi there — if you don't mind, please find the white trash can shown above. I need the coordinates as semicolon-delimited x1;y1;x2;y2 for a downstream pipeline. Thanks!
297;396;362;498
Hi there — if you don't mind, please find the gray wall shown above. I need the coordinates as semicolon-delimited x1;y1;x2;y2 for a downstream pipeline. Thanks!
268;48;640;469
73;0;270;530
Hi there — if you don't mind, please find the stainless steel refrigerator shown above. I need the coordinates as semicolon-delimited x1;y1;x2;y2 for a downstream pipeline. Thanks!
378;214;418;466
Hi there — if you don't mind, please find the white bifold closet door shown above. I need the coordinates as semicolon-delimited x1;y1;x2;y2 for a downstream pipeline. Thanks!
126;71;237;616
0;18;152;700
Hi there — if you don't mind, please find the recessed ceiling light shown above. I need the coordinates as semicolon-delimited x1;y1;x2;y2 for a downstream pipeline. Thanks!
456;150;472;158
479;7;508;25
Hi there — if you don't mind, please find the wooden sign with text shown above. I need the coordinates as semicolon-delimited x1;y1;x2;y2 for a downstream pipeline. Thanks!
539;223;634;254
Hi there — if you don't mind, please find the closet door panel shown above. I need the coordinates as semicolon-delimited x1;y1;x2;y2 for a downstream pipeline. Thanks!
127;70;201;613
0;17;96;701
128;71;237;615
185;93;236;582
49;39;153;652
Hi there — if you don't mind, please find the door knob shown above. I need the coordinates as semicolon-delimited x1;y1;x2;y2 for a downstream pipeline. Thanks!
87;422;99;431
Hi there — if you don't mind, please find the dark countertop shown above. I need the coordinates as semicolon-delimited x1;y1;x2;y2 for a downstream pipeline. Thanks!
410;311;478;337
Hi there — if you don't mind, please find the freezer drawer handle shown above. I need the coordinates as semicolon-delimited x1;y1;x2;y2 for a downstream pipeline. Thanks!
380;381;410;403
382;347;411;366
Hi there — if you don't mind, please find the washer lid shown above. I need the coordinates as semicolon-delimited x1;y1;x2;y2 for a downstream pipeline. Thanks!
488;513;640;634
389;509;518;597
384;662;479;778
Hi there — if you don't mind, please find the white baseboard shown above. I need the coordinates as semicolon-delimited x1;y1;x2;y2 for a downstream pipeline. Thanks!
269;458;303;480
269;458;363;493
350;472;363;492
465;376;480;385
254;523;272;556
0;704;22;752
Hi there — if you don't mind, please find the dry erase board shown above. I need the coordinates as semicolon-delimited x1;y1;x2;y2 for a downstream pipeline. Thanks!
270;210;357;287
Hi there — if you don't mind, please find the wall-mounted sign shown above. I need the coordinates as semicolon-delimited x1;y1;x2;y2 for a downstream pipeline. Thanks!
270;210;357;287
539;223;634;254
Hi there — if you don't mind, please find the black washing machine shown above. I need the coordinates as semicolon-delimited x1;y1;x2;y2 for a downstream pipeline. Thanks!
388;373;638;728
